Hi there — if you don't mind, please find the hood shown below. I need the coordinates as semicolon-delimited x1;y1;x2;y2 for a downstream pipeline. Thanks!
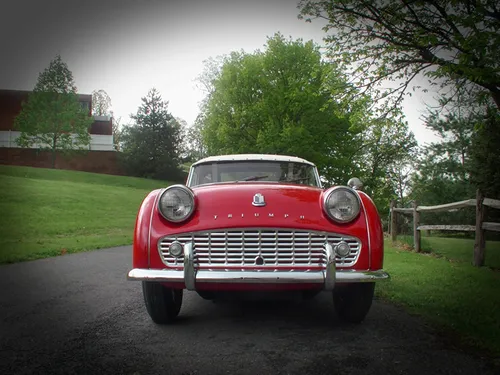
151;182;368;239
192;182;324;214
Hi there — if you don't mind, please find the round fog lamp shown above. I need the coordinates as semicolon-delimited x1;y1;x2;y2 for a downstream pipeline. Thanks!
335;241;351;258
169;241;183;258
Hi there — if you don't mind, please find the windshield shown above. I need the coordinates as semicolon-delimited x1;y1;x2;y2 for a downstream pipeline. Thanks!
187;161;321;188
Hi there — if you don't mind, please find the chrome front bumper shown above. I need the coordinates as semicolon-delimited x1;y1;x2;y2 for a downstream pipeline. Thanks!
128;242;390;291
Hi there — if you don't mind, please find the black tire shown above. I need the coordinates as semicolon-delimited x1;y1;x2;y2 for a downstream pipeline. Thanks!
142;281;183;324
333;283;375;324
302;289;322;300
197;291;216;300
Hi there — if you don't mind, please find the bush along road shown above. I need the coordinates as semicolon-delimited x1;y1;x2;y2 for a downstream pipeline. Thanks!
0;246;498;375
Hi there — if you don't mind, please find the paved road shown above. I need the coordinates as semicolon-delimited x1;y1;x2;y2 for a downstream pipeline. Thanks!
0;247;497;375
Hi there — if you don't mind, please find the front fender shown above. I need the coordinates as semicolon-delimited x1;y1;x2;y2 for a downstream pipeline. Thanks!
358;191;384;270
133;189;161;269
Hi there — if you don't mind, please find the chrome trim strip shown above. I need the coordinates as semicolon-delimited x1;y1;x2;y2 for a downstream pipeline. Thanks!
186;166;194;187
195;270;325;284
128;269;185;282
324;242;335;290
336;269;389;282
313;167;323;189
191;154;316;167
184;242;196;291
127;268;390;284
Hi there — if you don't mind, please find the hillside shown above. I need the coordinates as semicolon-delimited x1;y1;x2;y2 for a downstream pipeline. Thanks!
0;166;171;263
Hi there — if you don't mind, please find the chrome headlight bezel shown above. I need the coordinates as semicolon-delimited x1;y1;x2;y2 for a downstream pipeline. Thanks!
323;186;361;224
158;185;195;223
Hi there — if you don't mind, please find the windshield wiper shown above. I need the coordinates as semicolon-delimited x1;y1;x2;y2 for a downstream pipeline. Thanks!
238;175;269;182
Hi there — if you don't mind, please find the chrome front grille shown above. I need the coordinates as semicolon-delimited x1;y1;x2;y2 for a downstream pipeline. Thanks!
158;228;361;269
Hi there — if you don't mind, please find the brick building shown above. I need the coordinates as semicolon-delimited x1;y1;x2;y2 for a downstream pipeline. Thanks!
0;89;114;150
0;89;123;175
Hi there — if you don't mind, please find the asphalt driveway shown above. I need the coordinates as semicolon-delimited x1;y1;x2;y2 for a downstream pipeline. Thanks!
0;247;497;375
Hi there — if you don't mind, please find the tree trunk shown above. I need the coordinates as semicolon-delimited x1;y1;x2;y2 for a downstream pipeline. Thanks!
390;200;397;243
52;135;57;169
413;200;421;253
51;149;56;169
492;91;500;110
473;189;485;267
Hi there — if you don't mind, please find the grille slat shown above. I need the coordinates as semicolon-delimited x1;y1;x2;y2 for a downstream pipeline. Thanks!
159;229;361;268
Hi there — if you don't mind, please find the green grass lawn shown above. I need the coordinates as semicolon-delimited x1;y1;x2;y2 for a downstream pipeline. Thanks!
2;165;499;358
397;234;500;269
377;240;500;359
0;165;171;263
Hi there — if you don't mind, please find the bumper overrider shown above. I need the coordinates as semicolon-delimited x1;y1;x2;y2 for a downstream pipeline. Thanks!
128;242;390;291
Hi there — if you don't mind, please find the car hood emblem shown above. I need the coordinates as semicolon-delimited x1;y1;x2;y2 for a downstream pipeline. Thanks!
252;193;266;207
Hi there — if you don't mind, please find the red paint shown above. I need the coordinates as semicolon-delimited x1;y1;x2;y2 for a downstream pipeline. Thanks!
135;182;385;290
358;191;385;269
132;189;161;269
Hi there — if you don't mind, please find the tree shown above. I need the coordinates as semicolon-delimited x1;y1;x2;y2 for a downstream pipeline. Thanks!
14;55;92;168
409;111;478;230
111;115;122;152
469;108;500;199
198;33;416;213
298;0;500;118
200;33;362;184
180;117;207;163
196;55;227;96
423;111;474;180
469;109;500;233
91;89;112;116
412;112;476;199
389;160;415;208
120;88;184;181
354;116;417;209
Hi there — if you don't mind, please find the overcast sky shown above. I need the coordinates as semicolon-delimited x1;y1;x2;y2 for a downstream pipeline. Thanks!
1;0;439;144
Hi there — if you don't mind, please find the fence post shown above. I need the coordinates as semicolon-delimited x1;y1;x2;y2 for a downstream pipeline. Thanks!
413;200;421;252
473;189;485;267
390;200;397;243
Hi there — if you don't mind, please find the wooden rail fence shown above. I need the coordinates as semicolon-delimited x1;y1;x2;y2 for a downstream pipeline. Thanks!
390;189;500;267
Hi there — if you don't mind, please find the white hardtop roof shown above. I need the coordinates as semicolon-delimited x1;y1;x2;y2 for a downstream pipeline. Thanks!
191;154;316;167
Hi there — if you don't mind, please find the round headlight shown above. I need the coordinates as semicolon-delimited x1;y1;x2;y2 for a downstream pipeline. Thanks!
158;185;195;223
323;187;361;223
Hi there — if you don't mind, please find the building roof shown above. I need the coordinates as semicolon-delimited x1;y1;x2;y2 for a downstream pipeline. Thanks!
191;154;316;167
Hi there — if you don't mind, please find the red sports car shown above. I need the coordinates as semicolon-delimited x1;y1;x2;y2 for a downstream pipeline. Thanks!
128;154;389;324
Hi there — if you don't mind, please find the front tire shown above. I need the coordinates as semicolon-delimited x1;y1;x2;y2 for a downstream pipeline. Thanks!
302;289;322;300
142;282;183;324
197;291;216;300
333;283;375;324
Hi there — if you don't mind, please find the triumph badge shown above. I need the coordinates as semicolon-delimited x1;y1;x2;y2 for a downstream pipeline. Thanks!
252;193;266;207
